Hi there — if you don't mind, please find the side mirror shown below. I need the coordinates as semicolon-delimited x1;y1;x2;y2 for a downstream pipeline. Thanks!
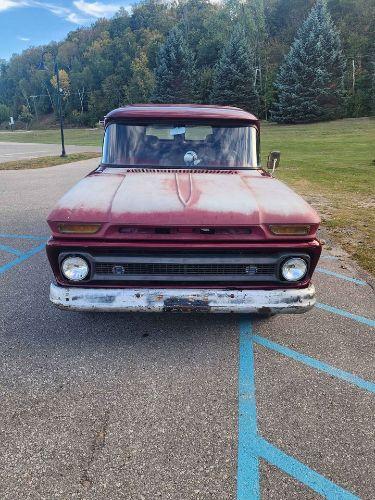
267;151;281;173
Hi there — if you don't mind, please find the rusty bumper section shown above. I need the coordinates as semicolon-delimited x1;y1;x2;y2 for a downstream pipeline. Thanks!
50;283;316;314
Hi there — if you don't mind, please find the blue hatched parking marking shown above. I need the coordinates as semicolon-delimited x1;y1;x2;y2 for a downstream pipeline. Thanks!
253;437;359;500
237;319;260;500
253;334;375;393
0;242;46;275
0;233;47;241
316;303;375;328
0;234;47;276
316;267;366;286
0;243;24;256
238;318;362;499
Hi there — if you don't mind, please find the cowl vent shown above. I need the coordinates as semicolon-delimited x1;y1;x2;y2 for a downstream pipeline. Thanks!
123;168;238;174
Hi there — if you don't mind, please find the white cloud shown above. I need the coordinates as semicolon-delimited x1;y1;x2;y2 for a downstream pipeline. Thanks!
18;36;31;41
32;2;88;23
66;11;88;23
73;0;124;18
0;0;29;11
0;0;125;24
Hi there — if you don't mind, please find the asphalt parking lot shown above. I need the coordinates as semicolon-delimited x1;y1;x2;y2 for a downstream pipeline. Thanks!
0;141;100;163
0;155;374;499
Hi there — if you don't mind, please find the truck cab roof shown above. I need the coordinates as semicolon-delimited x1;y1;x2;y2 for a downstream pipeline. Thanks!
105;104;259;127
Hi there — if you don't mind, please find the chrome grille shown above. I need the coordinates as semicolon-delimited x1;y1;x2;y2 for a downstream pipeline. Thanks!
95;262;276;277
59;250;310;284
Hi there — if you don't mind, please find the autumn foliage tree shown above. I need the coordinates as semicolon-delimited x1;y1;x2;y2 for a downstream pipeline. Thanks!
128;52;155;103
0;0;373;126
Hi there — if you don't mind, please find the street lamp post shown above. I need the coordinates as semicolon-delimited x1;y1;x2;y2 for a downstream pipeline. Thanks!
54;61;66;157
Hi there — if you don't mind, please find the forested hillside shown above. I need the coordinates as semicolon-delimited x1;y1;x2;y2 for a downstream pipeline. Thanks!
0;0;373;127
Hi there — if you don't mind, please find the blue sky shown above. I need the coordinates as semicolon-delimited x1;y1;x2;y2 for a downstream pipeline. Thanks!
0;1;132;60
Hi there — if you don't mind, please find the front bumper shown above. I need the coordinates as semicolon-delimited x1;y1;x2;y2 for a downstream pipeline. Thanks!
50;283;316;314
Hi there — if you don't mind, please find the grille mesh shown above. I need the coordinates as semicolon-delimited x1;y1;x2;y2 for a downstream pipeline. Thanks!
95;262;276;276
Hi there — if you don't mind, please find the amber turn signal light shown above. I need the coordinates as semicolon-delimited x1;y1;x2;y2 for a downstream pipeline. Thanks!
269;224;310;235
58;224;101;234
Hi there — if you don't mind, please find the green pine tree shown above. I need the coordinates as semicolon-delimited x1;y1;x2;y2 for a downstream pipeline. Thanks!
152;26;198;103
210;25;259;113
271;0;346;124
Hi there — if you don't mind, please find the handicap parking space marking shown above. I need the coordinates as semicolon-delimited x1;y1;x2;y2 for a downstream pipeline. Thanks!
316;302;375;328
253;334;375;393
0;243;24;256
315;267;367;286
237;319;260;499
252;437;359;500
0;233;48;241
0;243;46;275
0;234;47;276
237;318;363;499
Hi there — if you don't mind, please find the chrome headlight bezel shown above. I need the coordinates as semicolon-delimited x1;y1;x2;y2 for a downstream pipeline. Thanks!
281;257;308;282
61;256;90;281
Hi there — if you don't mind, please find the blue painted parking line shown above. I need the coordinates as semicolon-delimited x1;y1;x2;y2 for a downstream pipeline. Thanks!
238;319;360;499
0;233;47;241
316;267;366;286
253;334;375;393
237;319;260;500
316;303;375;328
253;437;359;500
0;243;24;256
0;242;46;275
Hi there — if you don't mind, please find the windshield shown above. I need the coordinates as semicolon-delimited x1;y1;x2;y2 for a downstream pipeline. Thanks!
102;122;258;169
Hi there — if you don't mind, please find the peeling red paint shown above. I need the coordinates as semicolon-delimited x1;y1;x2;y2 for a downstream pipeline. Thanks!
47;169;320;238
46;104;322;313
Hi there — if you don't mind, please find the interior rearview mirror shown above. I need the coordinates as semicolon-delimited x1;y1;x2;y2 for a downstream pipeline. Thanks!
267;151;281;172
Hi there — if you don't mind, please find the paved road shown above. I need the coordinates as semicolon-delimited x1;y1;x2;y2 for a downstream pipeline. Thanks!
0;141;100;163
0;159;374;499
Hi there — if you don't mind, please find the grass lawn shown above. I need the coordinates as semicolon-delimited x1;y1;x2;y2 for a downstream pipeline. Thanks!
0;152;101;170
261;117;375;274
0;128;103;146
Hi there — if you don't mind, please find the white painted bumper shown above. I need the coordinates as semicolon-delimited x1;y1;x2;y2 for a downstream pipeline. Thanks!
50;283;316;314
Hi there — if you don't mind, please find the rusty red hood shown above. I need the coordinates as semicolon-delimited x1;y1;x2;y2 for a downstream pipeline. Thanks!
48;168;320;234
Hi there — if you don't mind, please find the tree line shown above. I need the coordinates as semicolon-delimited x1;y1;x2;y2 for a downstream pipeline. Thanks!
0;0;373;127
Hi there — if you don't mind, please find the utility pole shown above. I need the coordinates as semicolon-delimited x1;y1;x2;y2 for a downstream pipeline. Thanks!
54;60;66;157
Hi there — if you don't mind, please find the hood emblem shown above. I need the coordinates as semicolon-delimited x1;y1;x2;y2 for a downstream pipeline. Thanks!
175;172;193;207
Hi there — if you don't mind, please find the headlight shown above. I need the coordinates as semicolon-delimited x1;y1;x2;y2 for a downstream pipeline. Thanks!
61;256;89;281
281;257;307;281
